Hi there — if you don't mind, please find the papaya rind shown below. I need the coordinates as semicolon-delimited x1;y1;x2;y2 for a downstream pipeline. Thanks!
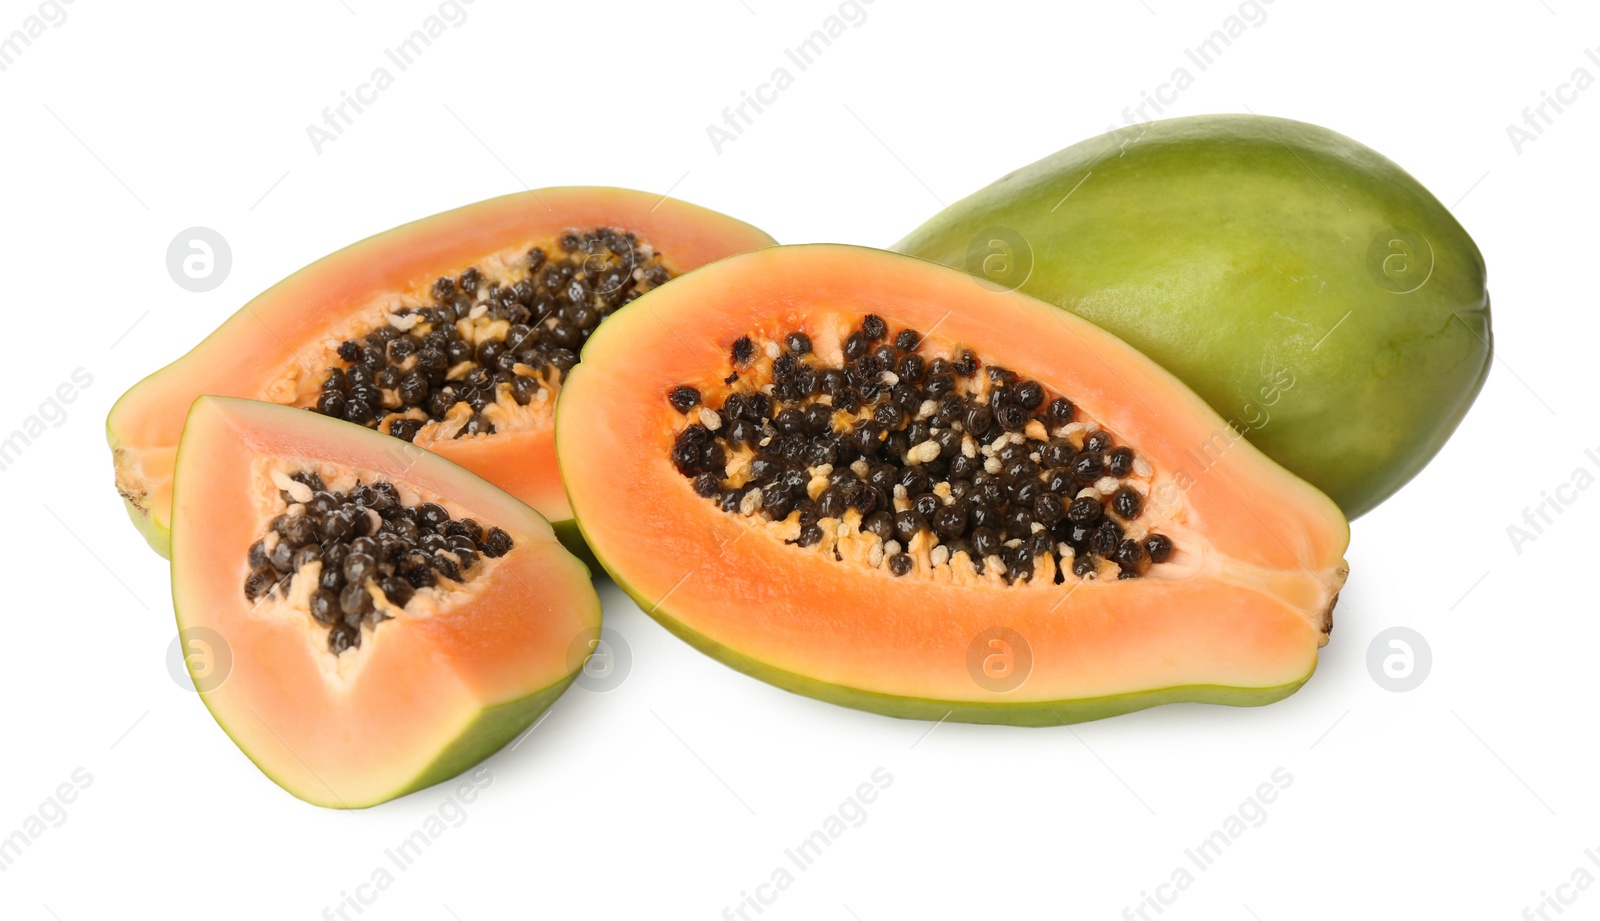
179;646;578;809
171;396;599;809
591;526;1311;726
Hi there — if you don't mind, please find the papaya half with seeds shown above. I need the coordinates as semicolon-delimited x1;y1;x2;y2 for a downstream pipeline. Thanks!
559;245;1349;726
172;397;599;807
895;114;1491;518
108;187;774;560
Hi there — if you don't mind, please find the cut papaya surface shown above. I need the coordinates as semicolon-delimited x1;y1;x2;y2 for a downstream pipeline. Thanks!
172;397;599;807
559;245;1350;725
110;187;774;559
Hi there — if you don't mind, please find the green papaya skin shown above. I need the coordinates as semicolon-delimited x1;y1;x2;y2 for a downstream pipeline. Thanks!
895;114;1491;518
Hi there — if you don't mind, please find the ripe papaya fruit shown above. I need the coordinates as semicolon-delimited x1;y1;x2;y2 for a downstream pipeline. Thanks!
108;187;774;559
895;114;1491;517
171;397;600;807
559;244;1349;725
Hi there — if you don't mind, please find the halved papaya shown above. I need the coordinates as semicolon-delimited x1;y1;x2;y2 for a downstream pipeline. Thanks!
109;187;774;559
559;245;1350;725
172;397;599;807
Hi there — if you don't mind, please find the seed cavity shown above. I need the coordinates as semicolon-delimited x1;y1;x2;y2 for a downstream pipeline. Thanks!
243;469;515;655
312;229;673;442
665;318;1177;584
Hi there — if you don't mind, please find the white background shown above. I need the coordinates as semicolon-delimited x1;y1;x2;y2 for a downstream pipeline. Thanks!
1;1;1594;918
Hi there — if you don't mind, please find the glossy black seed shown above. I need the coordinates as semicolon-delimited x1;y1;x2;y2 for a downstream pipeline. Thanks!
244;567;278;601
850;422;881;456
924;374;956;399
913;493;940;519
900;467;931;496
1072;451;1105;483
805;437;838;468
1046;397;1075;426
339;581;373;617
1085;431;1113;454
1114;539;1145;571
481;528;513;558
891;383;921;413
785;332;812;355
1013;480;1042;506
1067;496;1103;525
1014;380;1045;410
803;403;834;435
1041;441;1076;468
1005;459;1040;481
862;315;888;340
1033;493;1064;526
1090;521;1122;556
971;527;1000;558
846;485;879;515
1072;554;1096;578
329;623;360;654
318;563;344;591
509;376;540;407
308;589;341;625
343;400;375;425
1002;554;1033;585
268;539;295;573
843;331;871;361
1107;447;1135;478
995;402;1027;430
888;553;913;577
431;552;463;582
1003;508;1035;541
692;474;720;499
933;504;969;538
894;329;921;352
897;353;926;383
893;510;927;543
1111;486;1143;520
963;403;993;437
343;552;376;586
316;391;347;417
794;524;824;548
1143;533;1174;564
731;336;755;365
863;511;896;543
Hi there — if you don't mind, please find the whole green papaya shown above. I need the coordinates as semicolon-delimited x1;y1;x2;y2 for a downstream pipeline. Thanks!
895;114;1490;518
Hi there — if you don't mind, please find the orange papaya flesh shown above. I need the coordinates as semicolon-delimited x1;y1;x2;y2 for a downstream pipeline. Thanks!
109;187;775;560
171;397;600;807
559;245;1349;725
